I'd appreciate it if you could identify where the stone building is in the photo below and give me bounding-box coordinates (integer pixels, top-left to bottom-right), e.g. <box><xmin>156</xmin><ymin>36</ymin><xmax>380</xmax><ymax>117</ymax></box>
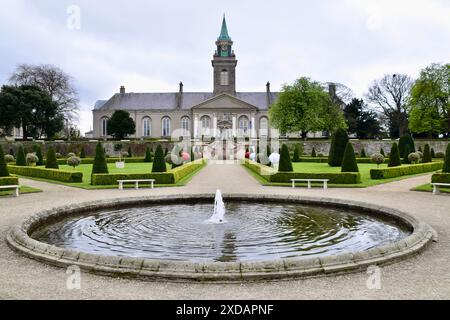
<box><xmin>92</xmin><ymin>17</ymin><xmax>338</xmax><ymax>140</ymax></box>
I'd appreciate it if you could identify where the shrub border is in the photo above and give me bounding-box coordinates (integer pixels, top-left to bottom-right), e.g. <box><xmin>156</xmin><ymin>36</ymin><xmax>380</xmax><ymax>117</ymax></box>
<box><xmin>370</xmin><ymin>162</ymin><xmax>443</xmax><ymax>180</ymax></box>
<box><xmin>8</xmin><ymin>166</ymin><xmax>83</xmax><ymax>183</ymax></box>
<box><xmin>0</xmin><ymin>176</ymin><xmax>19</xmax><ymax>186</ymax></box>
<box><xmin>431</xmin><ymin>173</ymin><xmax>450</xmax><ymax>184</ymax></box>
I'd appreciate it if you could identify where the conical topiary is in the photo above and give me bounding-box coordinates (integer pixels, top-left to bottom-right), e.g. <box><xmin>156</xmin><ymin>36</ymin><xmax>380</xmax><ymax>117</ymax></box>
<box><xmin>311</xmin><ymin>147</ymin><xmax>317</xmax><ymax>157</ymax></box>
<box><xmin>328</xmin><ymin>128</ymin><xmax>349</xmax><ymax>167</ymax></box>
<box><xmin>380</xmin><ymin>148</ymin><xmax>386</xmax><ymax>157</ymax></box>
<box><xmin>80</xmin><ymin>146</ymin><xmax>86</xmax><ymax>159</ymax></box>
<box><xmin>152</xmin><ymin>145</ymin><xmax>167</xmax><ymax>173</ymax></box>
<box><xmin>127</xmin><ymin>146</ymin><xmax>133</xmax><ymax>158</ymax></box>
<box><xmin>266</xmin><ymin>145</ymin><xmax>272</xmax><ymax>167</ymax></box>
<box><xmin>33</xmin><ymin>145</ymin><xmax>44</xmax><ymax>166</ymax></box>
<box><xmin>360</xmin><ymin>148</ymin><xmax>367</xmax><ymax>158</ymax></box>
<box><xmin>45</xmin><ymin>147</ymin><xmax>59</xmax><ymax>169</ymax></box>
<box><xmin>443</xmin><ymin>143</ymin><xmax>450</xmax><ymax>173</ymax></box>
<box><xmin>292</xmin><ymin>145</ymin><xmax>300</xmax><ymax>162</ymax></box>
<box><xmin>422</xmin><ymin>144</ymin><xmax>432</xmax><ymax>163</ymax></box>
<box><xmin>341</xmin><ymin>143</ymin><xmax>359</xmax><ymax>173</ymax></box>
<box><xmin>279</xmin><ymin>144</ymin><xmax>293</xmax><ymax>172</ymax></box>
<box><xmin>399</xmin><ymin>134</ymin><xmax>415</xmax><ymax>159</ymax></box>
<box><xmin>91</xmin><ymin>143</ymin><xmax>108</xmax><ymax>179</ymax></box>
<box><xmin>16</xmin><ymin>146</ymin><xmax>26</xmax><ymax>167</ymax></box>
<box><xmin>431</xmin><ymin>148</ymin><xmax>435</xmax><ymax>159</ymax></box>
<box><xmin>402</xmin><ymin>144</ymin><xmax>412</xmax><ymax>164</ymax></box>
<box><xmin>144</xmin><ymin>147</ymin><xmax>153</xmax><ymax>163</ymax></box>
<box><xmin>0</xmin><ymin>145</ymin><xmax>10</xmax><ymax>177</ymax></box>
<box><xmin>388</xmin><ymin>143</ymin><xmax>401</xmax><ymax>168</ymax></box>
<box><xmin>418</xmin><ymin>146</ymin><xmax>423</xmax><ymax>153</ymax></box>
<box><xmin>9</xmin><ymin>149</ymin><xmax>14</xmax><ymax>157</ymax></box>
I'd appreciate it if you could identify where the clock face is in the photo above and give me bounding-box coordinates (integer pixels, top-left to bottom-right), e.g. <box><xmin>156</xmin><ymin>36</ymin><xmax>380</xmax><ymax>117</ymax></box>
<box><xmin>221</xmin><ymin>45</ymin><xmax>228</xmax><ymax>51</ymax></box>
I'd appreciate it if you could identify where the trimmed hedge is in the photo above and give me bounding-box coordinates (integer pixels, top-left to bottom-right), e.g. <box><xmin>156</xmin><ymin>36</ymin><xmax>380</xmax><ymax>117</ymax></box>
<box><xmin>56</xmin><ymin>157</ymin><xmax>146</xmax><ymax>165</ymax></box>
<box><xmin>294</xmin><ymin>157</ymin><xmax>389</xmax><ymax>164</ymax></box>
<box><xmin>370</xmin><ymin>162</ymin><xmax>443</xmax><ymax>180</ymax></box>
<box><xmin>8</xmin><ymin>165</ymin><xmax>83</xmax><ymax>183</ymax></box>
<box><xmin>432</xmin><ymin>173</ymin><xmax>450</xmax><ymax>184</ymax></box>
<box><xmin>244</xmin><ymin>160</ymin><xmax>361</xmax><ymax>184</ymax></box>
<box><xmin>0</xmin><ymin>176</ymin><xmax>19</xmax><ymax>186</ymax></box>
<box><xmin>92</xmin><ymin>160</ymin><xmax>205</xmax><ymax>186</ymax></box>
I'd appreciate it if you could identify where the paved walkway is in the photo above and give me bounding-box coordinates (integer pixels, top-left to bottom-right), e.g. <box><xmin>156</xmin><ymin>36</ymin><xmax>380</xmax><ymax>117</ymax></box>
<box><xmin>1</xmin><ymin>163</ymin><xmax>449</xmax><ymax>300</ymax></box>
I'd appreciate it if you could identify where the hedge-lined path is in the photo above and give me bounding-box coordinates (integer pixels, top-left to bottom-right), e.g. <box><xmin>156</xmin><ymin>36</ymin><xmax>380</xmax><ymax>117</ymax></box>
<box><xmin>1</xmin><ymin>163</ymin><xmax>450</xmax><ymax>299</ymax></box>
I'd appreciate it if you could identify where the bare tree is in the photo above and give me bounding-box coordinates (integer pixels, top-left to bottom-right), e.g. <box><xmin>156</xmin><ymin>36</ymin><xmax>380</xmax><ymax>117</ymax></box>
<box><xmin>366</xmin><ymin>74</ymin><xmax>413</xmax><ymax>137</ymax></box>
<box><xmin>9</xmin><ymin>64</ymin><xmax>79</xmax><ymax>124</ymax></box>
<box><xmin>324</xmin><ymin>82</ymin><xmax>355</xmax><ymax>105</ymax></box>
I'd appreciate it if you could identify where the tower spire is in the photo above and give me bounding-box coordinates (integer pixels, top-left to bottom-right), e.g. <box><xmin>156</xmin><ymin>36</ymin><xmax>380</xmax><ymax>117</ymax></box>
<box><xmin>218</xmin><ymin>14</ymin><xmax>231</xmax><ymax>41</ymax></box>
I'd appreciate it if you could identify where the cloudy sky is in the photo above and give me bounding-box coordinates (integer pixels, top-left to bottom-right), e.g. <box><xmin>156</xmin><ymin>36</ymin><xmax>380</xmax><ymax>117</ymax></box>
<box><xmin>1</xmin><ymin>0</ymin><xmax>449</xmax><ymax>135</ymax></box>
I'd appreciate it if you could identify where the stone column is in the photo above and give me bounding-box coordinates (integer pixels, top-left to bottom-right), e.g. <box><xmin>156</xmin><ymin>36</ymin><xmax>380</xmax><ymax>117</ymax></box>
<box><xmin>251</xmin><ymin>114</ymin><xmax>256</xmax><ymax>138</ymax></box>
<box><xmin>194</xmin><ymin>114</ymin><xmax>199</xmax><ymax>139</ymax></box>
<box><xmin>213</xmin><ymin>114</ymin><xmax>218</xmax><ymax>138</ymax></box>
<box><xmin>232</xmin><ymin>115</ymin><xmax>237</xmax><ymax>137</ymax></box>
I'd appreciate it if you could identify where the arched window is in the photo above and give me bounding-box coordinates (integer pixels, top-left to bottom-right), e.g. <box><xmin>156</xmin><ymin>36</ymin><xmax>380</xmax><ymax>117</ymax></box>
<box><xmin>201</xmin><ymin>116</ymin><xmax>211</xmax><ymax>136</ymax></box>
<box><xmin>101</xmin><ymin>117</ymin><xmax>108</xmax><ymax>137</ymax></box>
<box><xmin>181</xmin><ymin>117</ymin><xmax>190</xmax><ymax>136</ymax></box>
<box><xmin>162</xmin><ymin>117</ymin><xmax>171</xmax><ymax>137</ymax></box>
<box><xmin>220</xmin><ymin>70</ymin><xmax>229</xmax><ymax>86</ymax></box>
<box><xmin>259</xmin><ymin>117</ymin><xmax>269</xmax><ymax>137</ymax></box>
<box><xmin>239</xmin><ymin>116</ymin><xmax>249</xmax><ymax>135</ymax></box>
<box><xmin>142</xmin><ymin>117</ymin><xmax>152</xmax><ymax>137</ymax></box>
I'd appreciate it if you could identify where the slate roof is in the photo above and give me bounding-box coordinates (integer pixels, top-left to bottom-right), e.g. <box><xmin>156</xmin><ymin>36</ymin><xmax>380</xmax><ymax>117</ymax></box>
<box><xmin>94</xmin><ymin>92</ymin><xmax>278</xmax><ymax>111</ymax></box>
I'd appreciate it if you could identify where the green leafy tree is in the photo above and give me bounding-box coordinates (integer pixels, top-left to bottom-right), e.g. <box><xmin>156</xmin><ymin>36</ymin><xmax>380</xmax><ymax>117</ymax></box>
<box><xmin>443</xmin><ymin>143</ymin><xmax>450</xmax><ymax>173</ymax></box>
<box><xmin>344</xmin><ymin>98</ymin><xmax>381</xmax><ymax>139</ymax></box>
<box><xmin>45</xmin><ymin>147</ymin><xmax>59</xmax><ymax>169</ymax></box>
<box><xmin>279</xmin><ymin>144</ymin><xmax>293</xmax><ymax>172</ymax></box>
<box><xmin>269</xmin><ymin>77</ymin><xmax>346</xmax><ymax>139</ymax></box>
<box><xmin>33</xmin><ymin>145</ymin><xmax>44</xmax><ymax>166</ymax></box>
<box><xmin>388</xmin><ymin>143</ymin><xmax>401</xmax><ymax>167</ymax></box>
<box><xmin>399</xmin><ymin>134</ymin><xmax>416</xmax><ymax>158</ymax></box>
<box><xmin>0</xmin><ymin>145</ymin><xmax>10</xmax><ymax>177</ymax></box>
<box><xmin>328</xmin><ymin>128</ymin><xmax>349</xmax><ymax>167</ymax></box>
<box><xmin>408</xmin><ymin>63</ymin><xmax>450</xmax><ymax>137</ymax></box>
<box><xmin>152</xmin><ymin>145</ymin><xmax>167</xmax><ymax>173</ymax></box>
<box><xmin>106</xmin><ymin>110</ymin><xmax>136</xmax><ymax>140</ymax></box>
<box><xmin>422</xmin><ymin>144</ymin><xmax>432</xmax><ymax>163</ymax></box>
<box><xmin>16</xmin><ymin>146</ymin><xmax>26</xmax><ymax>166</ymax></box>
<box><xmin>144</xmin><ymin>147</ymin><xmax>153</xmax><ymax>163</ymax></box>
<box><xmin>91</xmin><ymin>143</ymin><xmax>108</xmax><ymax>179</ymax></box>
<box><xmin>341</xmin><ymin>143</ymin><xmax>359</xmax><ymax>172</ymax></box>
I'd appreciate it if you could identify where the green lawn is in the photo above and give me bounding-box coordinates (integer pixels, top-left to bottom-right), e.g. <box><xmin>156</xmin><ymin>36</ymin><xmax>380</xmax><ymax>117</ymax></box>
<box><xmin>244</xmin><ymin>162</ymin><xmax>439</xmax><ymax>188</ymax></box>
<box><xmin>412</xmin><ymin>183</ymin><xmax>450</xmax><ymax>194</ymax></box>
<box><xmin>0</xmin><ymin>185</ymin><xmax>42</xmax><ymax>197</ymax></box>
<box><xmin>15</xmin><ymin>162</ymin><xmax>204</xmax><ymax>190</ymax></box>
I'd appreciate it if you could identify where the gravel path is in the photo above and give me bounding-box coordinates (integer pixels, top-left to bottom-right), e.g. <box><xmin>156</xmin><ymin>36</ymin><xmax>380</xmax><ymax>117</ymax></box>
<box><xmin>0</xmin><ymin>163</ymin><xmax>449</xmax><ymax>300</ymax></box>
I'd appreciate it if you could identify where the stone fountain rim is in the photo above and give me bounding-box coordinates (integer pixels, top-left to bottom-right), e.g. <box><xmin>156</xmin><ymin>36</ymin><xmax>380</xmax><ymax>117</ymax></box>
<box><xmin>6</xmin><ymin>194</ymin><xmax>435</xmax><ymax>282</ymax></box>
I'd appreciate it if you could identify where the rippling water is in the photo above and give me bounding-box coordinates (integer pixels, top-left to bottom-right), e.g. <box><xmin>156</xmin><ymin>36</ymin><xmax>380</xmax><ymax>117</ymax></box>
<box><xmin>31</xmin><ymin>201</ymin><xmax>410</xmax><ymax>262</ymax></box>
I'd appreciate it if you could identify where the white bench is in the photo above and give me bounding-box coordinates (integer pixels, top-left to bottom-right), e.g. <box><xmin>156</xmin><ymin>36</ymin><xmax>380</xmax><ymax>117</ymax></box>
<box><xmin>117</xmin><ymin>180</ymin><xmax>155</xmax><ymax>190</ymax></box>
<box><xmin>291</xmin><ymin>179</ymin><xmax>330</xmax><ymax>190</ymax></box>
<box><xmin>432</xmin><ymin>183</ymin><xmax>450</xmax><ymax>195</ymax></box>
<box><xmin>0</xmin><ymin>185</ymin><xmax>20</xmax><ymax>197</ymax></box>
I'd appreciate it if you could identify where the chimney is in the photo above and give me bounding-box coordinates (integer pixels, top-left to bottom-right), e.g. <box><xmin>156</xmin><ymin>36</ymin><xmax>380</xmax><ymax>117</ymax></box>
<box><xmin>120</xmin><ymin>86</ymin><xmax>126</xmax><ymax>94</ymax></box>
<box><xmin>328</xmin><ymin>83</ymin><xmax>336</xmax><ymax>97</ymax></box>
<box><xmin>177</xmin><ymin>82</ymin><xmax>184</xmax><ymax>109</ymax></box>
<box><xmin>266</xmin><ymin>81</ymin><xmax>271</xmax><ymax>93</ymax></box>
<box><xmin>266</xmin><ymin>82</ymin><xmax>272</xmax><ymax>106</ymax></box>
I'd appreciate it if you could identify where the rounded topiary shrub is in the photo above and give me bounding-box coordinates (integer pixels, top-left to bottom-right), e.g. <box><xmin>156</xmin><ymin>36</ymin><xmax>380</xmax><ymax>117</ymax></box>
<box><xmin>328</xmin><ymin>128</ymin><xmax>349</xmax><ymax>167</ymax></box>
<box><xmin>26</xmin><ymin>153</ymin><xmax>39</xmax><ymax>166</ymax></box>
<box><xmin>278</xmin><ymin>144</ymin><xmax>293</xmax><ymax>172</ymax></box>
<box><xmin>0</xmin><ymin>145</ymin><xmax>10</xmax><ymax>177</ymax></box>
<box><xmin>91</xmin><ymin>143</ymin><xmax>108</xmax><ymax>178</ymax></box>
<box><xmin>443</xmin><ymin>143</ymin><xmax>450</xmax><ymax>173</ymax></box>
<box><xmin>152</xmin><ymin>145</ymin><xmax>167</xmax><ymax>173</ymax></box>
<box><xmin>67</xmin><ymin>152</ymin><xmax>76</xmax><ymax>158</ymax></box>
<box><xmin>33</xmin><ymin>145</ymin><xmax>44</xmax><ymax>166</ymax></box>
<box><xmin>408</xmin><ymin>152</ymin><xmax>420</xmax><ymax>164</ymax></box>
<box><xmin>45</xmin><ymin>147</ymin><xmax>59</xmax><ymax>169</ymax></box>
<box><xmin>341</xmin><ymin>143</ymin><xmax>359</xmax><ymax>173</ymax></box>
<box><xmin>67</xmin><ymin>156</ymin><xmax>81</xmax><ymax>169</ymax></box>
<box><xmin>16</xmin><ymin>146</ymin><xmax>26</xmax><ymax>167</ymax></box>
<box><xmin>371</xmin><ymin>153</ymin><xmax>385</xmax><ymax>168</ymax></box>
<box><xmin>388</xmin><ymin>143</ymin><xmax>401</xmax><ymax>168</ymax></box>
<box><xmin>4</xmin><ymin>154</ymin><xmax>15</xmax><ymax>163</ymax></box>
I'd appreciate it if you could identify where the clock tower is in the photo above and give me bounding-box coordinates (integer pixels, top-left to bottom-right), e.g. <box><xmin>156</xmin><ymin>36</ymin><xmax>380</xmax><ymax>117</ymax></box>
<box><xmin>212</xmin><ymin>15</ymin><xmax>237</xmax><ymax>96</ymax></box>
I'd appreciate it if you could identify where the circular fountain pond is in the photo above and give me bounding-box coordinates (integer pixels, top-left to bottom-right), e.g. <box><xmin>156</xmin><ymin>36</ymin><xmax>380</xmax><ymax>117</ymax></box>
<box><xmin>7</xmin><ymin>195</ymin><xmax>434</xmax><ymax>281</ymax></box>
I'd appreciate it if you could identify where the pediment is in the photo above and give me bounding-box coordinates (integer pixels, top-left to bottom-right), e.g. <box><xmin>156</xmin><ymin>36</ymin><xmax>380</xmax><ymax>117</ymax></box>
<box><xmin>191</xmin><ymin>93</ymin><xmax>258</xmax><ymax>110</ymax></box>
